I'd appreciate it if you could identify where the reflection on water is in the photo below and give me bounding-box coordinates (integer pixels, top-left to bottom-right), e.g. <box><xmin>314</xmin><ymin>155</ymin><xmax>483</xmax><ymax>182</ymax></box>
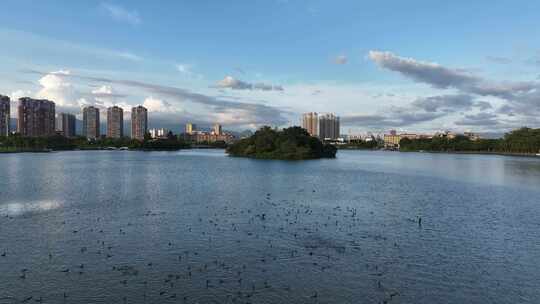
<box><xmin>0</xmin><ymin>200</ymin><xmax>63</xmax><ymax>216</ymax></box>
<box><xmin>0</xmin><ymin>150</ymin><xmax>539</xmax><ymax>304</ymax></box>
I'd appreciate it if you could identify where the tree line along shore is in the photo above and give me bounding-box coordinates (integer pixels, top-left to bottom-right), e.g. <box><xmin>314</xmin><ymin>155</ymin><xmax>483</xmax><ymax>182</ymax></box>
<box><xmin>398</xmin><ymin>127</ymin><xmax>540</xmax><ymax>155</ymax></box>
<box><xmin>1</xmin><ymin>127</ymin><xmax>539</xmax><ymax>158</ymax></box>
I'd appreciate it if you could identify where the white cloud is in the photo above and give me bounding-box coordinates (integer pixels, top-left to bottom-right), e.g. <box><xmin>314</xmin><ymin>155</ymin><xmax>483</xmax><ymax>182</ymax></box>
<box><xmin>143</xmin><ymin>96</ymin><xmax>180</xmax><ymax>113</ymax></box>
<box><xmin>215</xmin><ymin>76</ymin><xmax>284</xmax><ymax>91</ymax></box>
<box><xmin>36</xmin><ymin>70</ymin><xmax>78</xmax><ymax>107</ymax></box>
<box><xmin>116</xmin><ymin>52</ymin><xmax>143</xmax><ymax>61</ymax></box>
<box><xmin>101</xmin><ymin>3</ymin><xmax>141</xmax><ymax>26</ymax></box>
<box><xmin>176</xmin><ymin>64</ymin><xmax>191</xmax><ymax>74</ymax></box>
<box><xmin>92</xmin><ymin>85</ymin><xmax>114</xmax><ymax>95</ymax></box>
<box><xmin>10</xmin><ymin>90</ymin><xmax>32</xmax><ymax>101</ymax></box>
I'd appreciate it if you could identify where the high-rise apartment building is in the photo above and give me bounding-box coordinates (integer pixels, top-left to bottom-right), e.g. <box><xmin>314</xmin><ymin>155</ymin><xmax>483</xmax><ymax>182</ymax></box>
<box><xmin>131</xmin><ymin>106</ymin><xmax>148</xmax><ymax>140</ymax></box>
<box><xmin>213</xmin><ymin>123</ymin><xmax>222</xmax><ymax>135</ymax></box>
<box><xmin>319</xmin><ymin>113</ymin><xmax>340</xmax><ymax>140</ymax></box>
<box><xmin>83</xmin><ymin>106</ymin><xmax>100</xmax><ymax>139</ymax></box>
<box><xmin>17</xmin><ymin>98</ymin><xmax>56</xmax><ymax>137</ymax></box>
<box><xmin>56</xmin><ymin>113</ymin><xmax>76</xmax><ymax>137</ymax></box>
<box><xmin>302</xmin><ymin>112</ymin><xmax>318</xmax><ymax>137</ymax></box>
<box><xmin>185</xmin><ymin>122</ymin><xmax>196</xmax><ymax>134</ymax></box>
<box><xmin>0</xmin><ymin>95</ymin><xmax>10</xmax><ymax>137</ymax></box>
<box><xmin>107</xmin><ymin>106</ymin><xmax>124</xmax><ymax>138</ymax></box>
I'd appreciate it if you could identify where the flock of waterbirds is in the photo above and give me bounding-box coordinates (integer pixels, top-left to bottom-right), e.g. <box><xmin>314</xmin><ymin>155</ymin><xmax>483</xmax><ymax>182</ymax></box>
<box><xmin>0</xmin><ymin>189</ymin><xmax>422</xmax><ymax>303</ymax></box>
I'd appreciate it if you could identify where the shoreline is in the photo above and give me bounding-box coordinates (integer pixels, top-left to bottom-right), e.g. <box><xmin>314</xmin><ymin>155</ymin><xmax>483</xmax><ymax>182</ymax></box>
<box><xmin>336</xmin><ymin>148</ymin><xmax>540</xmax><ymax>158</ymax></box>
<box><xmin>0</xmin><ymin>147</ymin><xmax>228</xmax><ymax>154</ymax></box>
<box><xmin>2</xmin><ymin>148</ymin><xmax>539</xmax><ymax>159</ymax></box>
<box><xmin>398</xmin><ymin>150</ymin><xmax>540</xmax><ymax>158</ymax></box>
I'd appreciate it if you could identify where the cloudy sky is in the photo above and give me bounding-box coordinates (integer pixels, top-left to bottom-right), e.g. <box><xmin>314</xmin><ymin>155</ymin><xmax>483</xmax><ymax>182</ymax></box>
<box><xmin>1</xmin><ymin>0</ymin><xmax>539</xmax><ymax>134</ymax></box>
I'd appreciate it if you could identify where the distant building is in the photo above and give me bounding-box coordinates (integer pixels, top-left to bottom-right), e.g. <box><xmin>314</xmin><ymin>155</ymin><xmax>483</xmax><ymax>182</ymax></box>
<box><xmin>400</xmin><ymin>133</ymin><xmax>418</xmax><ymax>140</ymax></box>
<box><xmin>131</xmin><ymin>106</ymin><xmax>148</xmax><ymax>140</ymax></box>
<box><xmin>149</xmin><ymin>128</ymin><xmax>170</xmax><ymax>139</ymax></box>
<box><xmin>302</xmin><ymin>112</ymin><xmax>318</xmax><ymax>137</ymax></box>
<box><xmin>434</xmin><ymin>131</ymin><xmax>456</xmax><ymax>139</ymax></box>
<box><xmin>56</xmin><ymin>113</ymin><xmax>76</xmax><ymax>138</ymax></box>
<box><xmin>319</xmin><ymin>113</ymin><xmax>340</xmax><ymax>140</ymax></box>
<box><xmin>17</xmin><ymin>98</ymin><xmax>56</xmax><ymax>137</ymax></box>
<box><xmin>185</xmin><ymin>123</ymin><xmax>196</xmax><ymax>134</ymax></box>
<box><xmin>383</xmin><ymin>134</ymin><xmax>401</xmax><ymax>149</ymax></box>
<box><xmin>383</xmin><ymin>132</ymin><xmax>418</xmax><ymax>149</ymax></box>
<box><xmin>83</xmin><ymin>106</ymin><xmax>100</xmax><ymax>140</ymax></box>
<box><xmin>213</xmin><ymin>123</ymin><xmax>222</xmax><ymax>135</ymax></box>
<box><xmin>107</xmin><ymin>106</ymin><xmax>124</xmax><ymax>138</ymax></box>
<box><xmin>463</xmin><ymin>132</ymin><xmax>481</xmax><ymax>141</ymax></box>
<box><xmin>0</xmin><ymin>95</ymin><xmax>9</xmax><ymax>137</ymax></box>
<box><xmin>183</xmin><ymin>131</ymin><xmax>235</xmax><ymax>144</ymax></box>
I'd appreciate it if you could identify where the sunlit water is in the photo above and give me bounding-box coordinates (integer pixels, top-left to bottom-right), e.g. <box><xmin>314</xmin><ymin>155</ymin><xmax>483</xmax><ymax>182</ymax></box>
<box><xmin>1</xmin><ymin>150</ymin><xmax>539</xmax><ymax>303</ymax></box>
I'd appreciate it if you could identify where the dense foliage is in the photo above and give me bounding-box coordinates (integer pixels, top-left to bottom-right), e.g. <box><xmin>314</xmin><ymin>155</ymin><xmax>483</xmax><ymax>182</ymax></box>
<box><xmin>400</xmin><ymin>127</ymin><xmax>540</xmax><ymax>154</ymax></box>
<box><xmin>226</xmin><ymin>126</ymin><xmax>337</xmax><ymax>160</ymax></box>
<box><xmin>0</xmin><ymin>134</ymin><xmax>189</xmax><ymax>152</ymax></box>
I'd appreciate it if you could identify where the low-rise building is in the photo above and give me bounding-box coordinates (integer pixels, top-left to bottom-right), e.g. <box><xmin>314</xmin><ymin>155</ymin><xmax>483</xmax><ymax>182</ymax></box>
<box><xmin>383</xmin><ymin>134</ymin><xmax>402</xmax><ymax>149</ymax></box>
<box><xmin>463</xmin><ymin>132</ymin><xmax>481</xmax><ymax>141</ymax></box>
<box><xmin>149</xmin><ymin>128</ymin><xmax>170</xmax><ymax>139</ymax></box>
<box><xmin>182</xmin><ymin>130</ymin><xmax>235</xmax><ymax>144</ymax></box>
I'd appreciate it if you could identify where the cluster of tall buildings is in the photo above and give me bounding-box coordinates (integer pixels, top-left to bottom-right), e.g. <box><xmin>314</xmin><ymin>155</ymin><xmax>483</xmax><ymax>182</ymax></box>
<box><xmin>302</xmin><ymin>112</ymin><xmax>340</xmax><ymax>140</ymax></box>
<box><xmin>0</xmin><ymin>95</ymin><xmax>149</xmax><ymax>140</ymax></box>
<box><xmin>181</xmin><ymin>122</ymin><xmax>235</xmax><ymax>143</ymax></box>
<box><xmin>81</xmin><ymin>105</ymin><xmax>148</xmax><ymax>140</ymax></box>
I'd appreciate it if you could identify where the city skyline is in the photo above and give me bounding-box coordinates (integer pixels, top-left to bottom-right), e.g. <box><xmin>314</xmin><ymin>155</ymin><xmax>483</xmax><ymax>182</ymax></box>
<box><xmin>0</xmin><ymin>1</ymin><xmax>539</xmax><ymax>134</ymax></box>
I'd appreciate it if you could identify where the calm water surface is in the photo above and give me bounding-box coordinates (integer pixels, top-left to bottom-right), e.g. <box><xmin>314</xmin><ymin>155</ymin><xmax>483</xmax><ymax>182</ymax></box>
<box><xmin>1</xmin><ymin>150</ymin><xmax>539</xmax><ymax>303</ymax></box>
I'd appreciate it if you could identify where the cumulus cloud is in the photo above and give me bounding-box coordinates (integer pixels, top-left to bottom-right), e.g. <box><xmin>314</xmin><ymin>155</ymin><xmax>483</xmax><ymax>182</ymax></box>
<box><xmin>36</xmin><ymin>70</ymin><xmax>78</xmax><ymax>108</ymax></box>
<box><xmin>334</xmin><ymin>55</ymin><xmax>348</xmax><ymax>65</ymax></box>
<box><xmin>101</xmin><ymin>3</ymin><xmax>141</xmax><ymax>26</ymax></box>
<box><xmin>10</xmin><ymin>90</ymin><xmax>32</xmax><ymax>101</ymax></box>
<box><xmin>215</xmin><ymin>76</ymin><xmax>284</xmax><ymax>91</ymax></box>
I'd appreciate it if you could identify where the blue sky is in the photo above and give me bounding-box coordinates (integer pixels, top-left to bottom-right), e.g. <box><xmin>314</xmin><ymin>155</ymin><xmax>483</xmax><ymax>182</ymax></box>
<box><xmin>1</xmin><ymin>0</ymin><xmax>539</xmax><ymax>133</ymax></box>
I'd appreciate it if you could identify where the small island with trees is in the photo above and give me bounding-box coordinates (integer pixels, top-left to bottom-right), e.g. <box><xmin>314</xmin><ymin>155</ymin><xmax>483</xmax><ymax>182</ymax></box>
<box><xmin>226</xmin><ymin>126</ymin><xmax>337</xmax><ymax>160</ymax></box>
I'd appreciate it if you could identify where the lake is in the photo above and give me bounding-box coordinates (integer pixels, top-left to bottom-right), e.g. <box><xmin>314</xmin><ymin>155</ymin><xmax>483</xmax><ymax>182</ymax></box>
<box><xmin>1</xmin><ymin>150</ymin><xmax>539</xmax><ymax>303</ymax></box>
